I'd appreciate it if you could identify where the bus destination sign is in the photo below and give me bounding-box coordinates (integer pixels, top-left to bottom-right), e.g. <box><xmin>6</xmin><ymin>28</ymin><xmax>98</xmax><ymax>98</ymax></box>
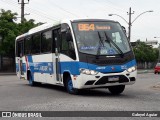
<box><xmin>78</xmin><ymin>23</ymin><xmax>111</xmax><ymax>31</ymax></box>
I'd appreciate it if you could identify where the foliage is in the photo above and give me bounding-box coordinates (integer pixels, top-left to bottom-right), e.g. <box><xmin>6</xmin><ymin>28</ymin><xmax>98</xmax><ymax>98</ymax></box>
<box><xmin>0</xmin><ymin>9</ymin><xmax>39</xmax><ymax>58</ymax></box>
<box><xmin>133</xmin><ymin>40</ymin><xmax>159</xmax><ymax>62</ymax></box>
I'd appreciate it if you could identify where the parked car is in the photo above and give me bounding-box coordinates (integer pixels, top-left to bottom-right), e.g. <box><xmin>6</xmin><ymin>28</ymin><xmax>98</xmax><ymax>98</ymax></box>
<box><xmin>154</xmin><ymin>63</ymin><xmax>160</xmax><ymax>74</ymax></box>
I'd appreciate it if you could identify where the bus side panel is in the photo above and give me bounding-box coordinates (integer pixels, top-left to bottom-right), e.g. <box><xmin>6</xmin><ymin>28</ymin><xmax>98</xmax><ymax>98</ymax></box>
<box><xmin>58</xmin><ymin>54</ymin><xmax>80</xmax><ymax>84</ymax></box>
<box><xmin>25</xmin><ymin>54</ymin><xmax>54</xmax><ymax>84</ymax></box>
<box><xmin>15</xmin><ymin>57</ymin><xmax>20</xmax><ymax>78</ymax></box>
<box><xmin>16</xmin><ymin>56</ymin><xmax>27</xmax><ymax>79</ymax></box>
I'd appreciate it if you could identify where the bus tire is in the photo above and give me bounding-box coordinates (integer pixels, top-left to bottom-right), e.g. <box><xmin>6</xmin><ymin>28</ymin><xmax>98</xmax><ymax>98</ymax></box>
<box><xmin>66</xmin><ymin>76</ymin><xmax>78</xmax><ymax>94</ymax></box>
<box><xmin>108</xmin><ymin>85</ymin><xmax>125</xmax><ymax>95</ymax></box>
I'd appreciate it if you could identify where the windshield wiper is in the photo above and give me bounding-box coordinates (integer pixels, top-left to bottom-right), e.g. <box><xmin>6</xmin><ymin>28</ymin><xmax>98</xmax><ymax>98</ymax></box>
<box><xmin>104</xmin><ymin>32</ymin><xmax>124</xmax><ymax>58</ymax></box>
<box><xmin>96</xmin><ymin>31</ymin><xmax>104</xmax><ymax>58</ymax></box>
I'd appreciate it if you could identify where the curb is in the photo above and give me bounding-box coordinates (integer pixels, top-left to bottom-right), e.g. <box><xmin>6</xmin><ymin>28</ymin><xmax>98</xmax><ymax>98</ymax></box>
<box><xmin>0</xmin><ymin>73</ymin><xmax>16</xmax><ymax>75</ymax></box>
<box><xmin>137</xmin><ymin>70</ymin><xmax>154</xmax><ymax>74</ymax></box>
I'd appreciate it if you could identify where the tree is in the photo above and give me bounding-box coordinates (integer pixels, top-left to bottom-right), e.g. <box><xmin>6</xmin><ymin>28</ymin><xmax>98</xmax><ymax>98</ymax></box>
<box><xmin>133</xmin><ymin>40</ymin><xmax>159</xmax><ymax>68</ymax></box>
<box><xmin>17</xmin><ymin>19</ymin><xmax>39</xmax><ymax>35</ymax></box>
<box><xmin>0</xmin><ymin>9</ymin><xmax>40</xmax><ymax>56</ymax></box>
<box><xmin>0</xmin><ymin>9</ymin><xmax>18</xmax><ymax>56</ymax></box>
<box><xmin>0</xmin><ymin>9</ymin><xmax>39</xmax><ymax>71</ymax></box>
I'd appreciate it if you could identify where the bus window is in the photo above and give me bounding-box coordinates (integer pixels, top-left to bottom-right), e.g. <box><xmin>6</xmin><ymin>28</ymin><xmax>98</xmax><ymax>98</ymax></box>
<box><xmin>32</xmin><ymin>34</ymin><xmax>40</xmax><ymax>54</ymax></box>
<box><xmin>17</xmin><ymin>40</ymin><xmax>24</xmax><ymax>57</ymax></box>
<box><xmin>60</xmin><ymin>24</ymin><xmax>76</xmax><ymax>60</ymax></box>
<box><xmin>61</xmin><ymin>32</ymin><xmax>69</xmax><ymax>52</ymax></box>
<box><xmin>112</xmin><ymin>32</ymin><xmax>129</xmax><ymax>52</ymax></box>
<box><xmin>41</xmin><ymin>30</ymin><xmax>52</xmax><ymax>53</ymax></box>
<box><xmin>53</xmin><ymin>29</ymin><xmax>60</xmax><ymax>53</ymax></box>
<box><xmin>24</xmin><ymin>36</ymin><xmax>32</xmax><ymax>55</ymax></box>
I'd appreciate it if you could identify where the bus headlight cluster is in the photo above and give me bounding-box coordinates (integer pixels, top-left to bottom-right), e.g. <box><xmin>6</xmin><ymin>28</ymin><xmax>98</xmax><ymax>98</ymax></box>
<box><xmin>79</xmin><ymin>69</ymin><xmax>99</xmax><ymax>75</ymax></box>
<box><xmin>127</xmin><ymin>66</ymin><xmax>136</xmax><ymax>73</ymax></box>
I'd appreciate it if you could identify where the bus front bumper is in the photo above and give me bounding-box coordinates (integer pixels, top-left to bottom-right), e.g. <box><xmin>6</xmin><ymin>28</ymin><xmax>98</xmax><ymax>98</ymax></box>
<box><xmin>72</xmin><ymin>70</ymin><xmax>137</xmax><ymax>89</ymax></box>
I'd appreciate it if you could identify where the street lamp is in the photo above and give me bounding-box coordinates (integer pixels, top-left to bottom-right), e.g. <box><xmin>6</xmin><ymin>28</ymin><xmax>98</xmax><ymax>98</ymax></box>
<box><xmin>131</xmin><ymin>10</ymin><xmax>153</xmax><ymax>24</ymax></box>
<box><xmin>154</xmin><ymin>37</ymin><xmax>160</xmax><ymax>62</ymax></box>
<box><xmin>108</xmin><ymin>7</ymin><xmax>153</xmax><ymax>42</ymax></box>
<box><xmin>108</xmin><ymin>14</ymin><xmax>128</xmax><ymax>24</ymax></box>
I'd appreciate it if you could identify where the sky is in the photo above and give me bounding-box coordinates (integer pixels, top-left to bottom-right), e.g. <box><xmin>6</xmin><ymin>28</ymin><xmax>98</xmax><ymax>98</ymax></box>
<box><xmin>0</xmin><ymin>0</ymin><xmax>160</xmax><ymax>43</ymax></box>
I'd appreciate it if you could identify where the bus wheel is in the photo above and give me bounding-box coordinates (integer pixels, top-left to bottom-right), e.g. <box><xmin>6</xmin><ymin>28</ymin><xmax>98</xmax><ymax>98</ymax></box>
<box><xmin>108</xmin><ymin>85</ymin><xmax>125</xmax><ymax>95</ymax></box>
<box><xmin>66</xmin><ymin>77</ymin><xmax>78</xmax><ymax>94</ymax></box>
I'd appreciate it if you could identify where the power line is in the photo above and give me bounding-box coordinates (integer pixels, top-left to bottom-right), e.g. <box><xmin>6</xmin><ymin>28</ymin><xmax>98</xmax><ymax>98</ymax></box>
<box><xmin>1</xmin><ymin>0</ymin><xmax>61</xmax><ymax>21</ymax></box>
<box><xmin>17</xmin><ymin>0</ymin><xmax>61</xmax><ymax>21</ymax></box>
<box><xmin>103</xmin><ymin>0</ymin><xmax>127</xmax><ymax>12</ymax></box>
<box><xmin>93</xmin><ymin>0</ymin><xmax>126</xmax><ymax>13</ymax></box>
<box><xmin>47</xmin><ymin>0</ymin><xmax>79</xmax><ymax>17</ymax></box>
<box><xmin>24</xmin><ymin>5</ymin><xmax>61</xmax><ymax>21</ymax></box>
<box><xmin>91</xmin><ymin>0</ymin><xmax>118</xmax><ymax>14</ymax></box>
<box><xmin>0</xmin><ymin>0</ymin><xmax>60</xmax><ymax>22</ymax></box>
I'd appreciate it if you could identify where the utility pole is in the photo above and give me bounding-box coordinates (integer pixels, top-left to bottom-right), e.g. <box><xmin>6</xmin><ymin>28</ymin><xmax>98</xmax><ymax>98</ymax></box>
<box><xmin>21</xmin><ymin>0</ymin><xmax>25</xmax><ymax>23</ymax></box>
<box><xmin>127</xmin><ymin>7</ymin><xmax>134</xmax><ymax>42</ymax></box>
<box><xmin>18</xmin><ymin>0</ymin><xmax>30</xmax><ymax>23</ymax></box>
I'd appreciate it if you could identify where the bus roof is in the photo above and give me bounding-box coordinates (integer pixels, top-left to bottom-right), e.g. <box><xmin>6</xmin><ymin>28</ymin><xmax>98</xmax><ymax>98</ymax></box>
<box><xmin>16</xmin><ymin>21</ymin><xmax>60</xmax><ymax>40</ymax></box>
<box><xmin>16</xmin><ymin>18</ymin><xmax>116</xmax><ymax>40</ymax></box>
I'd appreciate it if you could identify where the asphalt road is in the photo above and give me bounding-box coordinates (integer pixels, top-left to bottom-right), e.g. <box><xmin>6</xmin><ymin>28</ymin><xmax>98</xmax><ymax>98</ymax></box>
<box><xmin>0</xmin><ymin>73</ymin><xmax>160</xmax><ymax>119</ymax></box>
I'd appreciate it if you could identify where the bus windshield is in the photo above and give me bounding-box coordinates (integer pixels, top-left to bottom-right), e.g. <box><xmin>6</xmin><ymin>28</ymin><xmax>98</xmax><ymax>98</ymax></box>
<box><xmin>72</xmin><ymin>21</ymin><xmax>131</xmax><ymax>56</ymax></box>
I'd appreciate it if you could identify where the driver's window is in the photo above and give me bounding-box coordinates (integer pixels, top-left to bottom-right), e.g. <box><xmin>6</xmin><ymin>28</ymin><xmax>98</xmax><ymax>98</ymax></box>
<box><xmin>60</xmin><ymin>23</ymin><xmax>76</xmax><ymax>60</ymax></box>
<box><xmin>112</xmin><ymin>32</ymin><xmax>128</xmax><ymax>51</ymax></box>
<box><xmin>112</xmin><ymin>32</ymin><xmax>122</xmax><ymax>43</ymax></box>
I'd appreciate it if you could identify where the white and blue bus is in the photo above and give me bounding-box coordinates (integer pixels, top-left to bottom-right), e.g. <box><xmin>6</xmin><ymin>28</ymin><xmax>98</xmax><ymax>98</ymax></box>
<box><xmin>15</xmin><ymin>18</ymin><xmax>137</xmax><ymax>94</ymax></box>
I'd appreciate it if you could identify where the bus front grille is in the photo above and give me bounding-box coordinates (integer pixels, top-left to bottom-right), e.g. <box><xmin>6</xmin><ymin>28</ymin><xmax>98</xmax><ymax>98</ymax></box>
<box><xmin>95</xmin><ymin>75</ymin><xmax>129</xmax><ymax>85</ymax></box>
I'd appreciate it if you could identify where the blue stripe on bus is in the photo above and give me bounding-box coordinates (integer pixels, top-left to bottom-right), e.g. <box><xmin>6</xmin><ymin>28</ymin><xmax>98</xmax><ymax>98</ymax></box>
<box><xmin>27</xmin><ymin>56</ymin><xmax>53</xmax><ymax>74</ymax></box>
<box><xmin>60</xmin><ymin>59</ymin><xmax>136</xmax><ymax>75</ymax></box>
<box><xmin>87</xmin><ymin>59</ymin><xmax>136</xmax><ymax>73</ymax></box>
<box><xmin>60</xmin><ymin>62</ymin><xmax>81</xmax><ymax>75</ymax></box>
<box><xmin>27</xmin><ymin>55</ymin><xmax>33</xmax><ymax>73</ymax></box>
<box><xmin>16</xmin><ymin>58</ymin><xmax>136</xmax><ymax>75</ymax></box>
<box><xmin>16</xmin><ymin>63</ymin><xmax>54</xmax><ymax>74</ymax></box>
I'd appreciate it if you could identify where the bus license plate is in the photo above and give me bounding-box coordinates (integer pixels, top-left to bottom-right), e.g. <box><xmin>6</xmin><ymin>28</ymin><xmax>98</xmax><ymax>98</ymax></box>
<box><xmin>108</xmin><ymin>76</ymin><xmax>119</xmax><ymax>81</ymax></box>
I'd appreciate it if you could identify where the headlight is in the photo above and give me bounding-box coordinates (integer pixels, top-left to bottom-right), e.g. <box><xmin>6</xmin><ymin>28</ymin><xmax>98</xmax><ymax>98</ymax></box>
<box><xmin>79</xmin><ymin>69</ymin><xmax>98</xmax><ymax>75</ymax></box>
<box><xmin>127</xmin><ymin>66</ymin><xmax>136</xmax><ymax>73</ymax></box>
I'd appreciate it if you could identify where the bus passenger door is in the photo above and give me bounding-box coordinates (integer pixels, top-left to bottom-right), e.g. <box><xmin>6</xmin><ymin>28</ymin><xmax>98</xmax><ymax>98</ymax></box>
<box><xmin>53</xmin><ymin>29</ymin><xmax>61</xmax><ymax>83</ymax></box>
<box><xmin>17</xmin><ymin>41</ymin><xmax>24</xmax><ymax>79</ymax></box>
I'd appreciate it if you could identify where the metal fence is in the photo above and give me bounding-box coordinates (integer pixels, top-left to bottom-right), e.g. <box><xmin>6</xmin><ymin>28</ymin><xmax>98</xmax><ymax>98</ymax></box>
<box><xmin>0</xmin><ymin>56</ymin><xmax>15</xmax><ymax>72</ymax></box>
<box><xmin>137</xmin><ymin>61</ymin><xmax>157</xmax><ymax>69</ymax></box>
